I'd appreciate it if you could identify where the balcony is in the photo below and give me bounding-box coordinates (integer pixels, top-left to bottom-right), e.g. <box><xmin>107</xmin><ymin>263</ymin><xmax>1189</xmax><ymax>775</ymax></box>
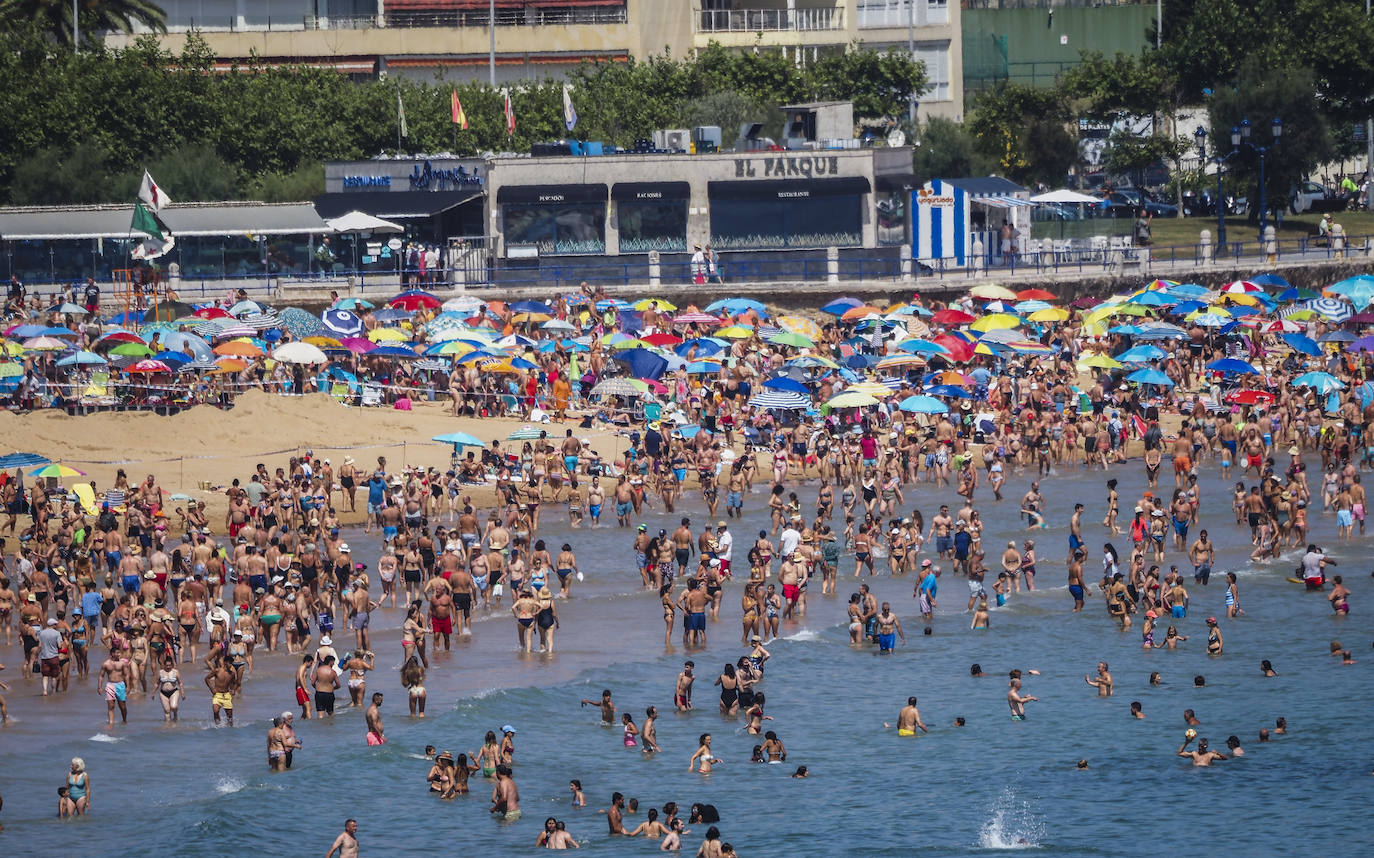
<box><xmin>306</xmin><ymin>2</ymin><xmax>629</xmax><ymax>30</ymax></box>
<box><xmin>696</xmin><ymin>7</ymin><xmax>844</xmax><ymax>33</ymax></box>
<box><xmin>857</xmin><ymin>0</ymin><xmax>949</xmax><ymax>29</ymax></box>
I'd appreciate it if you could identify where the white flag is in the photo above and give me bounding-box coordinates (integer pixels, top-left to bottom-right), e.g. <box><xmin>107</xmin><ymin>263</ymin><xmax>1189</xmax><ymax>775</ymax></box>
<box><xmin>562</xmin><ymin>84</ymin><xmax>578</xmax><ymax>132</ymax></box>
<box><xmin>138</xmin><ymin>171</ymin><xmax>172</xmax><ymax>212</ymax></box>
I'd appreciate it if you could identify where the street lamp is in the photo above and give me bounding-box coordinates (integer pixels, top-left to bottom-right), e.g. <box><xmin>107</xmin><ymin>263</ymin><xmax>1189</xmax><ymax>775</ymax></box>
<box><xmin>1194</xmin><ymin>124</ymin><xmax>1243</xmax><ymax>253</ymax></box>
<box><xmin>1238</xmin><ymin>117</ymin><xmax>1282</xmax><ymax>241</ymax></box>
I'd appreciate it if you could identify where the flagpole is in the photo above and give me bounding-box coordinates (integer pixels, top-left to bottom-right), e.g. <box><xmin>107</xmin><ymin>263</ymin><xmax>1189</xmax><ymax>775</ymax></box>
<box><xmin>397</xmin><ymin>86</ymin><xmax>402</xmax><ymax>152</ymax></box>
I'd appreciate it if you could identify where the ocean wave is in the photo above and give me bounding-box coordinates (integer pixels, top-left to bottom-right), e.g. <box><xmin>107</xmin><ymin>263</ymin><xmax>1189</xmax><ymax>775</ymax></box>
<box><xmin>88</xmin><ymin>733</ymin><xmax>124</xmax><ymax>743</ymax></box>
<box><xmin>976</xmin><ymin>787</ymin><xmax>1044</xmax><ymax>850</ymax></box>
<box><xmin>215</xmin><ymin>776</ymin><xmax>247</xmax><ymax>795</ymax></box>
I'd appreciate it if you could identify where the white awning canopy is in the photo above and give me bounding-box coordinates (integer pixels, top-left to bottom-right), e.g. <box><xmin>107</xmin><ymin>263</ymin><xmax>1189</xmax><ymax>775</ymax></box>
<box><xmin>1030</xmin><ymin>189</ymin><xmax>1102</xmax><ymax>204</ymax></box>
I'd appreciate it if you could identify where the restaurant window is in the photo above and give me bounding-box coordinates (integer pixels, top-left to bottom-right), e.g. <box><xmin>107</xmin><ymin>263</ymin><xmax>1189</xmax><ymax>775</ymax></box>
<box><xmin>504</xmin><ymin>203</ymin><xmax>606</xmax><ymax>255</ymax></box>
<box><xmin>617</xmin><ymin>200</ymin><xmax>687</xmax><ymax>252</ymax></box>
<box><xmin>877</xmin><ymin>190</ymin><xmax>907</xmax><ymax>245</ymax></box>
<box><xmin>710</xmin><ymin>195</ymin><xmax>862</xmax><ymax>249</ymax></box>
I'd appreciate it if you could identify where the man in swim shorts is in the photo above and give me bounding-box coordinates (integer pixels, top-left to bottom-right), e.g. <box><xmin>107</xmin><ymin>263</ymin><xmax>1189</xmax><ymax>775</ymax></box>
<box><xmin>895</xmin><ymin>696</ymin><xmax>928</xmax><ymax>736</ymax></box>
<box><xmin>98</xmin><ymin>650</ymin><xmax>131</xmax><ymax>726</ymax></box>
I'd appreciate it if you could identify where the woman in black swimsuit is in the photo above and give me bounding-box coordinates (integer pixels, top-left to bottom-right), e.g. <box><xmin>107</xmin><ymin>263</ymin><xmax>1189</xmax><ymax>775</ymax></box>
<box><xmin>714</xmin><ymin>663</ymin><xmax>739</xmax><ymax>716</ymax></box>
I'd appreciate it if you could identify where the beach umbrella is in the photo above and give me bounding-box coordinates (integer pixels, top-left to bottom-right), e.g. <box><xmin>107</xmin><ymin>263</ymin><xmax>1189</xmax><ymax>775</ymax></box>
<box><xmin>1351</xmin><ymin>312</ymin><xmax>1374</xmax><ymax>324</ymax></box>
<box><xmin>331</xmin><ymin>297</ymin><xmax>375</xmax><ymax>311</ymax></box>
<box><xmin>675</xmin><ymin>338</ymin><xmax>725</xmax><ymax>357</ymax></box>
<box><xmin>716</xmin><ymin>325</ymin><xmax>754</xmax><ymax>339</ymax></box>
<box><xmin>176</xmin><ymin>358</ymin><xmax>219</xmax><ymax>372</ymax></box>
<box><xmin>705</xmin><ymin>298</ymin><xmax>767</xmax><ymax>316</ymax></box>
<box><xmin>969</xmin><ymin>283</ymin><xmax>1017</xmax><ymax>300</ymax></box>
<box><xmin>1292</xmin><ymin>371</ymin><xmax>1344</xmax><ymax>393</ymax></box>
<box><xmin>1190</xmin><ymin>313</ymin><xmax>1230</xmax><ymax>328</ymax></box>
<box><xmin>1006</xmin><ymin>340</ymin><xmax>1054</xmax><ymax>355</ymax></box>
<box><xmin>876</xmin><ymin>354</ymin><xmax>926</xmax><ymax>371</ymax></box>
<box><xmin>1134</xmin><ymin>322</ymin><xmax>1188</xmax><ymax>340</ymax></box>
<box><xmin>338</xmin><ymin>337</ymin><xmax>376</xmax><ymax>354</ymax></box>
<box><xmin>272</xmin><ymin>342</ymin><xmax>328</xmax><ymax>364</ymax></box>
<box><xmin>1126</xmin><ymin>368</ymin><xmax>1174</xmax><ymax>386</ymax></box>
<box><xmin>1261</xmin><ymin>319</ymin><xmax>1303</xmax><ymax>333</ymax></box>
<box><xmin>126</xmin><ymin>359</ymin><xmax>172</xmax><ymax>373</ymax></box>
<box><xmin>432</xmin><ymin>431</ymin><xmax>485</xmax><ymax>448</ymax></box>
<box><xmin>685</xmin><ymin>361</ymin><xmax>722</xmax><ymax>374</ymax></box>
<box><xmin>1078</xmin><ymin>353</ymin><xmax>1122</xmax><ymax>370</ymax></box>
<box><xmin>1327</xmin><ymin>275</ymin><xmax>1374</xmax><ymax>307</ymax></box>
<box><xmin>932</xmin><ymin>334</ymin><xmax>974</xmax><ymax>362</ymax></box>
<box><xmin>820</xmin><ymin>297</ymin><xmax>864</xmax><ymax>316</ymax></box>
<box><xmin>368</xmin><ymin>327</ymin><xmax>409</xmax><ymax>343</ymax></box>
<box><xmin>6</xmin><ymin>323</ymin><xmax>48</xmax><ymax>338</ymax></box>
<box><xmin>970</xmin><ymin>313</ymin><xmax>1022</xmax><ymax>333</ymax></box>
<box><xmin>762</xmin><ymin>377</ymin><xmax>809</xmax><ymax>395</ymax></box>
<box><xmin>1027</xmin><ymin>307</ymin><xmax>1069</xmax><ymax>323</ymax></box>
<box><xmin>898</xmin><ymin>394</ymin><xmax>949</xmax><ymax>414</ymax></box>
<box><xmin>56</xmin><ymin>350</ymin><xmax>107</xmax><ymax>367</ymax></box>
<box><xmin>633</xmin><ymin>298</ymin><xmax>676</xmax><ymax>312</ymax></box>
<box><xmin>23</xmin><ymin>336</ymin><xmax>67</xmax><ymax>351</ymax></box>
<box><xmin>925</xmin><ymin>384</ymin><xmax>971</xmax><ymax>398</ymax></box>
<box><xmin>895</xmin><ymin>339</ymin><xmax>950</xmax><ymax>357</ymax></box>
<box><xmin>786</xmin><ymin>355</ymin><xmax>839</xmax><ymax>369</ymax></box>
<box><xmin>373</xmin><ymin>307</ymin><xmax>414</xmax><ymax>323</ymax></box>
<box><xmin>1318</xmin><ymin>330</ymin><xmax>1356</xmax><ymax>343</ymax></box>
<box><xmin>1206</xmin><ymin>358</ymin><xmax>1259</xmax><ymax>375</ymax></box>
<box><xmin>641</xmin><ymin>332</ymin><xmax>683</xmax><ymax>347</ymax></box>
<box><xmin>193</xmin><ymin>306</ymin><xmax>232</xmax><ymax>320</ymax></box>
<box><xmin>1014</xmin><ymin>300</ymin><xmax>1053</xmax><ymax>314</ymax></box>
<box><xmin>241</xmin><ymin>312</ymin><xmax>281</xmax><ymax>332</ymax></box>
<box><xmin>369</xmin><ymin>345</ymin><xmax>420</xmax><ymax>359</ymax></box>
<box><xmin>1116</xmin><ymin>345</ymin><xmax>1166</xmax><ymax>363</ymax></box>
<box><xmin>229</xmin><ymin>299</ymin><xmax>268</xmax><ymax>317</ymax></box>
<box><xmin>1016</xmin><ymin>288</ymin><xmax>1057</xmax><ymax>301</ymax></box>
<box><xmin>442</xmin><ymin>295</ymin><xmax>484</xmax><ymax>314</ymax></box>
<box><xmin>931</xmin><ymin>309</ymin><xmax>975</xmax><ymax>325</ymax></box>
<box><xmin>1306</xmin><ymin>297</ymin><xmax>1353</xmax><ymax>322</ymax></box>
<box><xmin>1069</xmin><ymin>295</ymin><xmax>1102</xmax><ymax>309</ymax></box>
<box><xmin>540</xmin><ymin>319</ymin><xmax>576</xmax><ymax>333</ymax></box>
<box><xmin>841</xmin><ymin>305</ymin><xmax>884</xmax><ymax>322</ymax></box>
<box><xmin>767</xmin><ymin>331</ymin><xmax>815</xmax><ymax>349</ymax></box>
<box><xmin>1223</xmin><ymin>280</ymin><xmax>1262</xmax><ymax>293</ymax></box>
<box><xmin>1250</xmin><ymin>273</ymin><xmax>1290</xmax><ymax>289</ymax></box>
<box><xmin>39</xmin><ymin>326</ymin><xmax>79</xmax><ymax>338</ymax></box>
<box><xmin>844</xmin><ymin>353</ymin><xmax>875</xmax><ymax>369</ymax></box>
<box><xmin>0</xmin><ymin>452</ymin><xmax>50</xmax><ymax>469</ymax></box>
<box><xmin>29</xmin><ymin>463</ymin><xmax>84</xmax><ymax>478</ymax></box>
<box><xmin>747</xmin><ymin>390</ymin><xmax>809</xmax><ymax>410</ymax></box>
<box><xmin>151</xmin><ymin>351</ymin><xmax>190</xmax><ymax>366</ymax></box>
<box><xmin>1128</xmin><ymin>290</ymin><xmax>1172</xmax><ymax>306</ymax></box>
<box><xmin>776</xmin><ymin>316</ymin><xmax>822</xmax><ymax>339</ymax></box>
<box><xmin>510</xmin><ymin>312</ymin><xmax>551</xmax><ymax>325</ymax></box>
<box><xmin>1276</xmin><ymin>287</ymin><xmax>1319</xmax><ymax>303</ymax></box>
<box><xmin>827</xmin><ymin>390</ymin><xmax>879</xmax><ymax>408</ymax></box>
<box><xmin>47</xmin><ymin>302</ymin><xmax>87</xmax><ymax>315</ymax></box>
<box><xmin>1282</xmin><ymin>334</ymin><xmax>1322</xmax><ymax>356</ymax></box>
<box><xmin>389</xmin><ymin>290</ymin><xmax>441</xmax><ymax>311</ymax></box>
<box><xmin>672</xmin><ymin>312</ymin><xmax>720</xmax><ymax>326</ymax></box>
<box><xmin>1143</xmin><ymin>279</ymin><xmax>1180</xmax><ymax>291</ymax></box>
<box><xmin>214</xmin><ymin>340</ymin><xmax>263</xmax><ymax>357</ymax></box>
<box><xmin>1348</xmin><ymin>335</ymin><xmax>1374</xmax><ymax>353</ymax></box>
<box><xmin>273</xmin><ymin>308</ymin><xmax>321</xmax><ymax>339</ymax></box>
<box><xmin>590</xmin><ymin>377</ymin><xmax>641</xmax><ymax>397</ymax></box>
<box><xmin>614</xmin><ymin>348</ymin><xmax>669</xmax><ymax>380</ymax></box>
<box><xmin>109</xmin><ymin>342</ymin><xmax>154</xmax><ymax>357</ymax></box>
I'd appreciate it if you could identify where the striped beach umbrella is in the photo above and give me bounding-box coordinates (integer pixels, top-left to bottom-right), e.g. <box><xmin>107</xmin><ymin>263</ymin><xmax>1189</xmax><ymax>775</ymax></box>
<box><xmin>748</xmin><ymin>389</ymin><xmax>810</xmax><ymax>410</ymax></box>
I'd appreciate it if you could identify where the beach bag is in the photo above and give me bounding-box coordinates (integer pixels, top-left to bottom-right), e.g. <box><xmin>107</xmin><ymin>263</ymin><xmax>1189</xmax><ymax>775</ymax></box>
<box><xmin>394</xmin><ymin>398</ymin><xmax>412</xmax><ymax>411</ymax></box>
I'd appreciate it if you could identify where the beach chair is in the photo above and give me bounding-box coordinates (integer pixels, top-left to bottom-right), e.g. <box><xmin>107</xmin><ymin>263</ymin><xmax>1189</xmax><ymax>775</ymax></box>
<box><xmin>361</xmin><ymin>383</ymin><xmax>383</xmax><ymax>407</ymax></box>
<box><xmin>81</xmin><ymin>371</ymin><xmax>117</xmax><ymax>408</ymax></box>
<box><xmin>329</xmin><ymin>381</ymin><xmax>351</xmax><ymax>402</ymax></box>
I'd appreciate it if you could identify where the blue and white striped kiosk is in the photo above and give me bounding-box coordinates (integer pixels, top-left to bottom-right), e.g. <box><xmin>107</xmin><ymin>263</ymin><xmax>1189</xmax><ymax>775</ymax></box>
<box><xmin>912</xmin><ymin>177</ymin><xmax>1031</xmax><ymax>268</ymax></box>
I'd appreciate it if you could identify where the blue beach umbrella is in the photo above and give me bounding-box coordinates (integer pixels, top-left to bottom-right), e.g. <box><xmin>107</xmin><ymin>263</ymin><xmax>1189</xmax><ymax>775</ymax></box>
<box><xmin>898</xmin><ymin>394</ymin><xmax>949</xmax><ymax>414</ymax></box>
<box><xmin>1116</xmin><ymin>345</ymin><xmax>1166</xmax><ymax>363</ymax></box>
<box><xmin>1281</xmin><ymin>334</ymin><xmax>1321</xmax><ymax>356</ymax></box>
<box><xmin>432</xmin><ymin>431</ymin><xmax>484</xmax><ymax>447</ymax></box>
<box><xmin>763</xmin><ymin>377</ymin><xmax>809</xmax><ymax>394</ymax></box>
<box><xmin>748</xmin><ymin>389</ymin><xmax>809</xmax><ymax>410</ymax></box>
<box><xmin>1205</xmin><ymin>358</ymin><xmax>1259</xmax><ymax>375</ymax></box>
<box><xmin>1292</xmin><ymin>371</ymin><xmax>1343</xmax><ymax>393</ymax></box>
<box><xmin>820</xmin><ymin>297</ymin><xmax>864</xmax><ymax>316</ymax></box>
<box><xmin>1126</xmin><ymin>368</ymin><xmax>1174</xmax><ymax>386</ymax></box>
<box><xmin>926</xmin><ymin>384</ymin><xmax>971</xmax><ymax>398</ymax></box>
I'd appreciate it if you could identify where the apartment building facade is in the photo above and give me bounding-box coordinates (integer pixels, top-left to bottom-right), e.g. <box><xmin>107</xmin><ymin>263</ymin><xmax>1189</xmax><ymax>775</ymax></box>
<box><xmin>109</xmin><ymin>0</ymin><xmax>960</xmax><ymax>118</ymax></box>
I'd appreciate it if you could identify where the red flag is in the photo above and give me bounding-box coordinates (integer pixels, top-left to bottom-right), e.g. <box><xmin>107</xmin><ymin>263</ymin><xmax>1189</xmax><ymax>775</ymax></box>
<box><xmin>451</xmin><ymin>89</ymin><xmax>468</xmax><ymax>130</ymax></box>
<box><xmin>503</xmin><ymin>88</ymin><xmax>515</xmax><ymax>136</ymax></box>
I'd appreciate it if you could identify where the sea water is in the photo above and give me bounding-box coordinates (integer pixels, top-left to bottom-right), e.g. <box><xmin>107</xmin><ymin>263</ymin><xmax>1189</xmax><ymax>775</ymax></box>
<box><xmin>2</xmin><ymin>461</ymin><xmax>1371</xmax><ymax>856</ymax></box>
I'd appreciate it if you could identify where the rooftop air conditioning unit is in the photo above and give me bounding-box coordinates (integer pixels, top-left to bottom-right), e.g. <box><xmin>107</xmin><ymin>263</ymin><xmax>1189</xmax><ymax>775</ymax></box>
<box><xmin>653</xmin><ymin>129</ymin><xmax>691</xmax><ymax>152</ymax></box>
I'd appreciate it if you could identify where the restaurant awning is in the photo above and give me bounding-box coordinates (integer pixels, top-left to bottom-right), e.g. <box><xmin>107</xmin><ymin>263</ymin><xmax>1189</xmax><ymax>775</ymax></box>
<box><xmin>0</xmin><ymin>202</ymin><xmax>329</xmax><ymax>240</ymax></box>
<box><xmin>707</xmin><ymin>177</ymin><xmax>871</xmax><ymax>200</ymax></box>
<box><xmin>611</xmin><ymin>182</ymin><xmax>691</xmax><ymax>202</ymax></box>
<box><xmin>495</xmin><ymin>184</ymin><xmax>608</xmax><ymax>204</ymax></box>
<box><xmin>973</xmin><ymin>196</ymin><xmax>1035</xmax><ymax>208</ymax></box>
<box><xmin>313</xmin><ymin>190</ymin><xmax>483</xmax><ymax>220</ymax></box>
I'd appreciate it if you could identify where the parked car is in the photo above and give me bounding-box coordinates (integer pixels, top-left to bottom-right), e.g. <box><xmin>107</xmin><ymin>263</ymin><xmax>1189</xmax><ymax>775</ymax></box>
<box><xmin>1097</xmin><ymin>190</ymin><xmax>1178</xmax><ymax>218</ymax></box>
<box><xmin>1290</xmin><ymin>179</ymin><xmax>1335</xmax><ymax>213</ymax></box>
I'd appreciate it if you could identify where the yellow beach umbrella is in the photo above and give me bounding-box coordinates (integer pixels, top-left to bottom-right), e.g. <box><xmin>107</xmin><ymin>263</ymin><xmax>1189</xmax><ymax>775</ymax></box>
<box><xmin>304</xmin><ymin>336</ymin><xmax>343</xmax><ymax>348</ymax></box>
<box><xmin>369</xmin><ymin>327</ymin><xmax>408</xmax><ymax>342</ymax></box>
<box><xmin>845</xmin><ymin>381</ymin><xmax>893</xmax><ymax>398</ymax></box>
<box><xmin>1029</xmin><ymin>307</ymin><xmax>1070</xmax><ymax>323</ymax></box>
<box><xmin>634</xmin><ymin>298</ymin><xmax>677</xmax><ymax>312</ymax></box>
<box><xmin>716</xmin><ymin>325</ymin><xmax>755</xmax><ymax>339</ymax></box>
<box><xmin>1078</xmin><ymin>353</ymin><xmax>1123</xmax><ymax>370</ymax></box>
<box><xmin>777</xmin><ymin>315</ymin><xmax>822</xmax><ymax>340</ymax></box>
<box><xmin>969</xmin><ymin>313</ymin><xmax>1022</xmax><ymax>332</ymax></box>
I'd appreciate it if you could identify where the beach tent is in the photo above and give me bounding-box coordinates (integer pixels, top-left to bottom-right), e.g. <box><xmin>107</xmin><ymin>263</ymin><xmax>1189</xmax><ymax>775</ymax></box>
<box><xmin>911</xmin><ymin>177</ymin><xmax>1031</xmax><ymax>267</ymax></box>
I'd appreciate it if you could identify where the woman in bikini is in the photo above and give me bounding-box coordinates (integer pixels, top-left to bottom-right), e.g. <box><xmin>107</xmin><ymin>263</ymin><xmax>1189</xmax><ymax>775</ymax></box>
<box><xmin>402</xmin><ymin>655</ymin><xmax>427</xmax><ymax>717</ymax></box>
<box><xmin>472</xmin><ymin>731</ymin><xmax>501</xmax><ymax>778</ymax></box>
<box><xmin>157</xmin><ymin>656</ymin><xmax>183</xmax><ymax>722</ymax></box>
<box><xmin>401</xmin><ymin>604</ymin><xmax>428</xmax><ymax>668</ymax></box>
<box><xmin>739</xmin><ymin>585</ymin><xmax>759</xmax><ymax>644</ymax></box>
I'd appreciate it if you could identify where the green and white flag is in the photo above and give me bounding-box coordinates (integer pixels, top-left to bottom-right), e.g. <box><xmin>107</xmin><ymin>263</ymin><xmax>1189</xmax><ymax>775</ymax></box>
<box><xmin>130</xmin><ymin>201</ymin><xmax>175</xmax><ymax>259</ymax></box>
<box><xmin>398</xmin><ymin>89</ymin><xmax>408</xmax><ymax>138</ymax></box>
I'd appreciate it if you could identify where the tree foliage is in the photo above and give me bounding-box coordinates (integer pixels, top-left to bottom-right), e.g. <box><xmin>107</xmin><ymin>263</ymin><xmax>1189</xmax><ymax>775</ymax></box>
<box><xmin>911</xmin><ymin>117</ymin><xmax>996</xmax><ymax>181</ymax></box>
<box><xmin>966</xmin><ymin>83</ymin><xmax>1074</xmax><ymax>187</ymax></box>
<box><xmin>0</xmin><ymin>0</ymin><xmax>166</xmax><ymax>49</ymax></box>
<box><xmin>0</xmin><ymin>30</ymin><xmax>927</xmax><ymax>204</ymax></box>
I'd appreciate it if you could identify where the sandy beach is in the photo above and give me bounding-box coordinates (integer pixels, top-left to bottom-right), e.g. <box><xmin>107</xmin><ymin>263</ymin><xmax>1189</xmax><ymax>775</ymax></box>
<box><xmin>0</xmin><ymin>390</ymin><xmax>632</xmax><ymax>525</ymax></box>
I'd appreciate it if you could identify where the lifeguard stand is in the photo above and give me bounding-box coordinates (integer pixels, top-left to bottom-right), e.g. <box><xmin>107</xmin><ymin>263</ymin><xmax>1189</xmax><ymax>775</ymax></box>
<box><xmin>111</xmin><ymin>266</ymin><xmax>170</xmax><ymax>321</ymax></box>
